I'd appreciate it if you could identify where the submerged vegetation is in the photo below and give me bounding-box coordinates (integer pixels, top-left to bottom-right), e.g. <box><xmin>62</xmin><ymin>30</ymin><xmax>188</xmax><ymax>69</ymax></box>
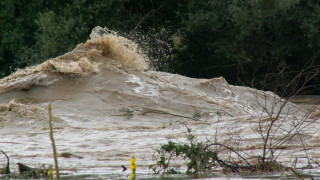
<box><xmin>150</xmin><ymin>126</ymin><xmax>317</xmax><ymax>179</ymax></box>
<box><xmin>149</xmin><ymin>68</ymin><xmax>320</xmax><ymax>179</ymax></box>
<box><xmin>0</xmin><ymin>151</ymin><xmax>10</xmax><ymax>175</ymax></box>
<box><xmin>119</xmin><ymin>108</ymin><xmax>134</xmax><ymax>119</ymax></box>
<box><xmin>0</xmin><ymin>160</ymin><xmax>49</xmax><ymax>179</ymax></box>
<box><xmin>148</xmin><ymin>67</ymin><xmax>319</xmax><ymax>179</ymax></box>
<box><xmin>150</xmin><ymin>127</ymin><xmax>218</xmax><ymax>175</ymax></box>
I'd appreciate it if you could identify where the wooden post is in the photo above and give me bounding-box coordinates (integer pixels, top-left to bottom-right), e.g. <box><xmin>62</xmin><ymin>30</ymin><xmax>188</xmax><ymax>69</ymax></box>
<box><xmin>48</xmin><ymin>103</ymin><xmax>60</xmax><ymax>180</ymax></box>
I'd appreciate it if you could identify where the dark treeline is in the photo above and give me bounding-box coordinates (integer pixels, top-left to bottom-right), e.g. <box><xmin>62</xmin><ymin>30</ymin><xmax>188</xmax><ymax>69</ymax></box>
<box><xmin>1</xmin><ymin>0</ymin><xmax>319</xmax><ymax>95</ymax></box>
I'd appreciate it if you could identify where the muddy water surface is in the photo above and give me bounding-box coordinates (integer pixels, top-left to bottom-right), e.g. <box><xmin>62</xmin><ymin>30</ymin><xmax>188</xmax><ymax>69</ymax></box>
<box><xmin>1</xmin><ymin>27</ymin><xmax>320</xmax><ymax>179</ymax></box>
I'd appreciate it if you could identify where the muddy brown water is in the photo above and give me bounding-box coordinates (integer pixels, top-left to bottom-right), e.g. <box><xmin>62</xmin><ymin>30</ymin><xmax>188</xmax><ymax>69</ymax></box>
<box><xmin>1</xmin><ymin>27</ymin><xmax>320</xmax><ymax>179</ymax></box>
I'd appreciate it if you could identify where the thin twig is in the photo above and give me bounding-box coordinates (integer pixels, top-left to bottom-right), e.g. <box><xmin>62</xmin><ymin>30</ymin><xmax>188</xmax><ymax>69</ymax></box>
<box><xmin>206</xmin><ymin>143</ymin><xmax>251</xmax><ymax>166</ymax></box>
<box><xmin>131</xmin><ymin>6</ymin><xmax>163</xmax><ymax>34</ymax></box>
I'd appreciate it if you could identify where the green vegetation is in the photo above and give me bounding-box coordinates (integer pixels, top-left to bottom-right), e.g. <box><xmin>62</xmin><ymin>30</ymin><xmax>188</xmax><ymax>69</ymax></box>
<box><xmin>192</xmin><ymin>111</ymin><xmax>202</xmax><ymax>119</ymax></box>
<box><xmin>150</xmin><ymin>125</ymin><xmax>315</xmax><ymax>179</ymax></box>
<box><xmin>150</xmin><ymin>127</ymin><xmax>218</xmax><ymax>175</ymax></box>
<box><xmin>0</xmin><ymin>163</ymin><xmax>49</xmax><ymax>179</ymax></box>
<box><xmin>151</xmin><ymin>72</ymin><xmax>320</xmax><ymax>177</ymax></box>
<box><xmin>0</xmin><ymin>151</ymin><xmax>10</xmax><ymax>174</ymax></box>
<box><xmin>119</xmin><ymin>108</ymin><xmax>134</xmax><ymax>119</ymax></box>
<box><xmin>149</xmin><ymin>72</ymin><xmax>319</xmax><ymax>177</ymax></box>
<box><xmin>0</xmin><ymin>0</ymin><xmax>319</xmax><ymax>94</ymax></box>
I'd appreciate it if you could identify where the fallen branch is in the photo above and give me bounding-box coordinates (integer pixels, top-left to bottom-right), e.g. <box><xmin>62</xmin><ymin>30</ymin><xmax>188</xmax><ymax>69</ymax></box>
<box><xmin>137</xmin><ymin>108</ymin><xmax>200</xmax><ymax>121</ymax></box>
<box><xmin>206</xmin><ymin>143</ymin><xmax>251</xmax><ymax>167</ymax></box>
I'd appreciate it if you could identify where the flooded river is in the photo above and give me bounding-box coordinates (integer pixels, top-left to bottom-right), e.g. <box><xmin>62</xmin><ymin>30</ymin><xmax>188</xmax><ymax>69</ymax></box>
<box><xmin>1</xmin><ymin>27</ymin><xmax>319</xmax><ymax>179</ymax></box>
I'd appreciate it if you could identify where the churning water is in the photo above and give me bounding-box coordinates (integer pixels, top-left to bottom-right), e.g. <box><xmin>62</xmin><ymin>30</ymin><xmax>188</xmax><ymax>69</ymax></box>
<box><xmin>0</xmin><ymin>27</ymin><xmax>319</xmax><ymax>179</ymax></box>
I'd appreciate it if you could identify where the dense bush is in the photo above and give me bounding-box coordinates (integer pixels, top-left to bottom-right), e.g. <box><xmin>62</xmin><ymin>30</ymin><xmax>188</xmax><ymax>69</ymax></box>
<box><xmin>149</xmin><ymin>127</ymin><xmax>218</xmax><ymax>175</ymax></box>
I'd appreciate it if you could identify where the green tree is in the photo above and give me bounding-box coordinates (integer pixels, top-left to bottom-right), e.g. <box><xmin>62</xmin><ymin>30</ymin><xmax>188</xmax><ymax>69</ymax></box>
<box><xmin>0</xmin><ymin>0</ymin><xmax>319</xmax><ymax>94</ymax></box>
<box><xmin>0</xmin><ymin>1</ymin><xmax>42</xmax><ymax>76</ymax></box>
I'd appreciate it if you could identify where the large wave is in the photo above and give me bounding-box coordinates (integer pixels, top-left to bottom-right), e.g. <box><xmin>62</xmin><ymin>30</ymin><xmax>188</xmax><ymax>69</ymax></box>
<box><xmin>0</xmin><ymin>26</ymin><xmax>148</xmax><ymax>93</ymax></box>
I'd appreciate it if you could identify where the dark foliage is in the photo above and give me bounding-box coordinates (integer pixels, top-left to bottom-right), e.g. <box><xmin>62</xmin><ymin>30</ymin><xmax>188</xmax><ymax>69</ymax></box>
<box><xmin>150</xmin><ymin>127</ymin><xmax>218</xmax><ymax>174</ymax></box>
<box><xmin>0</xmin><ymin>0</ymin><xmax>319</xmax><ymax>94</ymax></box>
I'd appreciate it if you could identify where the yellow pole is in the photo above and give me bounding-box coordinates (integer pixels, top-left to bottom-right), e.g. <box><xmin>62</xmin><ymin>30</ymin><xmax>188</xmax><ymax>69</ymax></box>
<box><xmin>130</xmin><ymin>156</ymin><xmax>137</xmax><ymax>180</ymax></box>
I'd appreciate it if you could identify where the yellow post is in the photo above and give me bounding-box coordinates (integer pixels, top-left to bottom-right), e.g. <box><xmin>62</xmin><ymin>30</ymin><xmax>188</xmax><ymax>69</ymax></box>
<box><xmin>48</xmin><ymin>164</ymin><xmax>54</xmax><ymax>180</ymax></box>
<box><xmin>130</xmin><ymin>156</ymin><xmax>137</xmax><ymax>180</ymax></box>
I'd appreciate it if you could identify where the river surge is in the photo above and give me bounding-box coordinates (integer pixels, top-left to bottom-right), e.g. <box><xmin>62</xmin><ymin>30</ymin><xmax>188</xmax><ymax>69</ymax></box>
<box><xmin>0</xmin><ymin>27</ymin><xmax>319</xmax><ymax>177</ymax></box>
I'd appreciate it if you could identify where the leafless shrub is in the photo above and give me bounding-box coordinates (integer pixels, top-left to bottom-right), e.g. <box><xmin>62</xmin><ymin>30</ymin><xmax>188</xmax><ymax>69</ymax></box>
<box><xmin>248</xmin><ymin>65</ymin><xmax>319</xmax><ymax>166</ymax></box>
